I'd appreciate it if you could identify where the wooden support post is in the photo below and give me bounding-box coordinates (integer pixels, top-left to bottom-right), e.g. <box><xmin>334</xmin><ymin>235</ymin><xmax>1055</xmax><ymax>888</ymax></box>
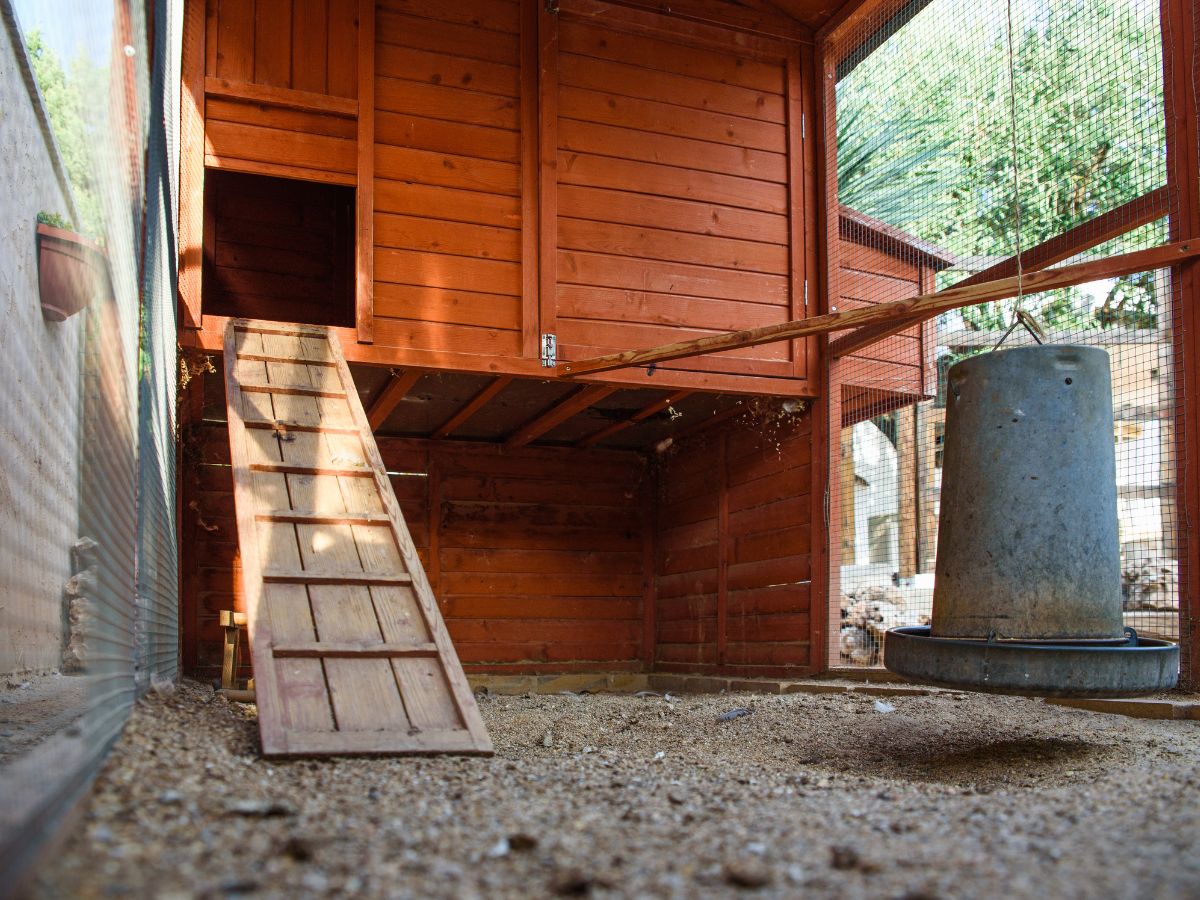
<box><xmin>1161</xmin><ymin>0</ymin><xmax>1200</xmax><ymax>689</ymax></box>
<box><xmin>178</xmin><ymin>0</ymin><xmax>206</xmax><ymax>329</ymax></box>
<box><xmin>220</xmin><ymin>610</ymin><xmax>246</xmax><ymax>690</ymax></box>
<box><xmin>557</xmin><ymin>242</ymin><xmax>1200</xmax><ymax>377</ymax></box>
<box><xmin>896</xmin><ymin>404</ymin><xmax>918</xmax><ymax>580</ymax></box>
<box><xmin>431</xmin><ymin>377</ymin><xmax>512</xmax><ymax>440</ymax></box>
<box><xmin>366</xmin><ymin>369</ymin><xmax>423</xmax><ymax>431</ymax></box>
<box><xmin>537</xmin><ymin>0</ymin><xmax>559</xmax><ymax>346</ymax></box>
<box><xmin>576</xmin><ymin>390</ymin><xmax>692</xmax><ymax>448</ymax></box>
<box><xmin>520</xmin><ymin>0</ymin><xmax>540</xmax><ymax>358</ymax></box>
<box><xmin>355</xmin><ymin>0</ymin><xmax>375</xmax><ymax>343</ymax></box>
<box><xmin>504</xmin><ymin>384</ymin><xmax>618</xmax><ymax>449</ymax></box>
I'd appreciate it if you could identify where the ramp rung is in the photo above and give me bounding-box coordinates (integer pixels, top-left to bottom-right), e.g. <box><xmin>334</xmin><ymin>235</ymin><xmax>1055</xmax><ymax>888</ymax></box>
<box><xmin>250</xmin><ymin>462</ymin><xmax>373</xmax><ymax>477</ymax></box>
<box><xmin>240</xmin><ymin>382</ymin><xmax>347</xmax><ymax>398</ymax></box>
<box><xmin>273</xmin><ymin>642</ymin><xmax>438</xmax><ymax>658</ymax></box>
<box><xmin>245</xmin><ymin>420</ymin><xmax>360</xmax><ymax>435</ymax></box>
<box><xmin>262</xmin><ymin>570</ymin><xmax>414</xmax><ymax>586</ymax></box>
<box><xmin>256</xmin><ymin>511</ymin><xmax>390</xmax><ymax>525</ymax></box>
<box><xmin>237</xmin><ymin>353</ymin><xmax>337</xmax><ymax>367</ymax></box>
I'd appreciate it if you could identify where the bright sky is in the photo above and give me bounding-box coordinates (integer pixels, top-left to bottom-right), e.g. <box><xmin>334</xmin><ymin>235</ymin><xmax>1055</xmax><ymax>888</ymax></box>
<box><xmin>11</xmin><ymin>0</ymin><xmax>113</xmax><ymax>64</ymax></box>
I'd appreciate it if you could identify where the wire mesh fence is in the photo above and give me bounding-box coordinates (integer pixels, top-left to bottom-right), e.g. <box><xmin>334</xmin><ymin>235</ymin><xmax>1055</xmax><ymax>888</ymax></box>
<box><xmin>823</xmin><ymin>0</ymin><xmax>1183</xmax><ymax>669</ymax></box>
<box><xmin>0</xmin><ymin>0</ymin><xmax>178</xmax><ymax>881</ymax></box>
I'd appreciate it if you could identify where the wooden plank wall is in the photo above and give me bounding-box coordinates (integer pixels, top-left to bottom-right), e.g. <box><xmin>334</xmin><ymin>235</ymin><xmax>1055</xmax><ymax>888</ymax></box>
<box><xmin>203</xmin><ymin>171</ymin><xmax>355</xmax><ymax>326</ymax></box>
<box><xmin>202</xmin><ymin>0</ymin><xmax>359</xmax><ymax>184</ymax></box>
<box><xmin>370</xmin><ymin>0</ymin><xmax>529</xmax><ymax>357</ymax></box>
<box><xmin>654</xmin><ymin>411</ymin><xmax>814</xmax><ymax>676</ymax></box>
<box><xmin>182</xmin><ymin>416</ymin><xmax>647</xmax><ymax>678</ymax></box>
<box><xmin>550</xmin><ymin>4</ymin><xmax>806</xmax><ymax>380</ymax></box>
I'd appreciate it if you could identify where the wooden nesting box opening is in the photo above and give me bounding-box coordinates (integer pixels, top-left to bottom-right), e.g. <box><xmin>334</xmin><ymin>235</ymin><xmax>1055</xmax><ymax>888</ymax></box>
<box><xmin>202</xmin><ymin>171</ymin><xmax>356</xmax><ymax>328</ymax></box>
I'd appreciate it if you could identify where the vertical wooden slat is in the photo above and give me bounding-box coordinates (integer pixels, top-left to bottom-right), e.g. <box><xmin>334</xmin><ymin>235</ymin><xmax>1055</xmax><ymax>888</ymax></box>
<box><xmin>537</xmin><ymin>0</ymin><xmax>559</xmax><ymax>346</ymax></box>
<box><xmin>179</xmin><ymin>0</ymin><xmax>207</xmax><ymax>329</ymax></box>
<box><xmin>642</xmin><ymin>466</ymin><xmax>658</xmax><ymax>668</ymax></box>
<box><xmin>204</xmin><ymin>0</ymin><xmax>217</xmax><ymax>74</ymax></box>
<box><xmin>786</xmin><ymin>47</ymin><xmax>807</xmax><ymax>378</ymax></box>
<box><xmin>254</xmin><ymin>0</ymin><xmax>291</xmax><ymax>86</ymax></box>
<box><xmin>215</xmin><ymin>0</ymin><xmax>255</xmax><ymax>81</ymax></box>
<box><xmin>291</xmin><ymin>0</ymin><xmax>328</xmax><ymax>93</ymax></box>
<box><xmin>326</xmin><ymin>0</ymin><xmax>358</xmax><ymax>98</ymax></box>
<box><xmin>355</xmin><ymin>0</ymin><xmax>375</xmax><ymax>342</ymax></box>
<box><xmin>427</xmin><ymin>453</ymin><xmax>441</xmax><ymax>598</ymax></box>
<box><xmin>800</xmin><ymin>42</ymin><xmax>823</xmax><ymax>385</ymax></box>
<box><xmin>716</xmin><ymin>431</ymin><xmax>729</xmax><ymax>666</ymax></box>
<box><xmin>520</xmin><ymin>0</ymin><xmax>540</xmax><ymax>358</ymax></box>
<box><xmin>812</xmin><ymin>34</ymin><xmax>841</xmax><ymax>675</ymax></box>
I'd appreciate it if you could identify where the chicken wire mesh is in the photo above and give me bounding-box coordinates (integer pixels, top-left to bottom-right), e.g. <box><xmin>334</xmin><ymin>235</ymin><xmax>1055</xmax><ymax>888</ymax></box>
<box><xmin>823</xmin><ymin>0</ymin><xmax>1184</xmax><ymax>669</ymax></box>
<box><xmin>0</xmin><ymin>0</ymin><xmax>179</xmax><ymax>881</ymax></box>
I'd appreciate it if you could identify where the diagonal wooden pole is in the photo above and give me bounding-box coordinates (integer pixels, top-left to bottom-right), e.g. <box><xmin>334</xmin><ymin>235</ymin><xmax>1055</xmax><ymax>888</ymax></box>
<box><xmin>558</xmin><ymin>241</ymin><xmax>1200</xmax><ymax>378</ymax></box>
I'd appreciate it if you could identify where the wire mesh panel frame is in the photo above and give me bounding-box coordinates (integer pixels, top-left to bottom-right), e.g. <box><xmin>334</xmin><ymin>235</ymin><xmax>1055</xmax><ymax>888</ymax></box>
<box><xmin>816</xmin><ymin>0</ymin><xmax>1198</xmax><ymax>685</ymax></box>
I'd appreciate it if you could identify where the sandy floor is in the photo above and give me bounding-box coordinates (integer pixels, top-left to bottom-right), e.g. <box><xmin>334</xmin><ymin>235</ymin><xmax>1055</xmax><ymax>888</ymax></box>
<box><xmin>29</xmin><ymin>680</ymin><xmax>1200</xmax><ymax>899</ymax></box>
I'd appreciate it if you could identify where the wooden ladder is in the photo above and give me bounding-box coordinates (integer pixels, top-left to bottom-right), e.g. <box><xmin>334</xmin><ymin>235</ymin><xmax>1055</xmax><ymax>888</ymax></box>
<box><xmin>223</xmin><ymin>319</ymin><xmax>492</xmax><ymax>756</ymax></box>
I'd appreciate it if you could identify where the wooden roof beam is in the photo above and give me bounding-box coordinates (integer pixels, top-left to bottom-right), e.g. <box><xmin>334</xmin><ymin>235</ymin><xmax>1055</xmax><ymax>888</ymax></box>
<box><xmin>505</xmin><ymin>384</ymin><xmax>619</xmax><ymax>449</ymax></box>
<box><xmin>576</xmin><ymin>390</ymin><xmax>693</xmax><ymax>449</ymax></box>
<box><xmin>430</xmin><ymin>376</ymin><xmax>512</xmax><ymax>440</ymax></box>
<box><xmin>830</xmin><ymin>186</ymin><xmax>1171</xmax><ymax>359</ymax></box>
<box><xmin>366</xmin><ymin>369</ymin><xmax>423</xmax><ymax>431</ymax></box>
<box><xmin>557</xmin><ymin>241</ymin><xmax>1200</xmax><ymax>377</ymax></box>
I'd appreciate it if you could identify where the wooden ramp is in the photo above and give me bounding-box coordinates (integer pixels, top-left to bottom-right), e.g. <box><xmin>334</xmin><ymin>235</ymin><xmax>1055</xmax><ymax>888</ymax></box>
<box><xmin>223</xmin><ymin>320</ymin><xmax>492</xmax><ymax>757</ymax></box>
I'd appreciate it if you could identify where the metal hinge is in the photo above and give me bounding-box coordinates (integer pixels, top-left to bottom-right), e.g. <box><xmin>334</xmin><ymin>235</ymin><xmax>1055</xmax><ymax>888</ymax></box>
<box><xmin>803</xmin><ymin>279</ymin><xmax>809</xmax><ymax>308</ymax></box>
<box><xmin>801</xmin><ymin>113</ymin><xmax>805</xmax><ymax>140</ymax></box>
<box><xmin>823</xmin><ymin>485</ymin><xmax>830</xmax><ymax>527</ymax></box>
<box><xmin>545</xmin><ymin>0</ymin><xmax>559</xmax><ymax>12</ymax></box>
<box><xmin>540</xmin><ymin>333</ymin><xmax>557</xmax><ymax>367</ymax></box>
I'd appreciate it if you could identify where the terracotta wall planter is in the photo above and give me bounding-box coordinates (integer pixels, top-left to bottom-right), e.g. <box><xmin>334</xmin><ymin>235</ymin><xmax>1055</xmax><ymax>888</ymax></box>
<box><xmin>36</xmin><ymin>223</ymin><xmax>109</xmax><ymax>322</ymax></box>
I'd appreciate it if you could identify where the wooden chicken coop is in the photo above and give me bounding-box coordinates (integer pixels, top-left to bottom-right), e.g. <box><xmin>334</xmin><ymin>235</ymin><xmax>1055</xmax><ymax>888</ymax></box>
<box><xmin>176</xmin><ymin>0</ymin><xmax>1200</xmax><ymax>688</ymax></box>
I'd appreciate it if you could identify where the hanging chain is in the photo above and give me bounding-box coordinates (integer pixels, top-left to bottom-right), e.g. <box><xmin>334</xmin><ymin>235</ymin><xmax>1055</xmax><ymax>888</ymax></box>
<box><xmin>994</xmin><ymin>0</ymin><xmax>1034</xmax><ymax>351</ymax></box>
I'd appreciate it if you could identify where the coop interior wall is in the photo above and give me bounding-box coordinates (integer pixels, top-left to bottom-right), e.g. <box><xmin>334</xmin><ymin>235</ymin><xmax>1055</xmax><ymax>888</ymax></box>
<box><xmin>180</xmin><ymin>377</ymin><xmax>817</xmax><ymax>680</ymax></box>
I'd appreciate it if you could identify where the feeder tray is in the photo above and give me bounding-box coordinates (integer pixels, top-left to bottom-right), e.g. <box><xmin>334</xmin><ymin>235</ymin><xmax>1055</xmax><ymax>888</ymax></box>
<box><xmin>885</xmin><ymin>626</ymin><xmax>1179</xmax><ymax>697</ymax></box>
<box><xmin>883</xmin><ymin>345</ymin><xmax>1179</xmax><ymax>697</ymax></box>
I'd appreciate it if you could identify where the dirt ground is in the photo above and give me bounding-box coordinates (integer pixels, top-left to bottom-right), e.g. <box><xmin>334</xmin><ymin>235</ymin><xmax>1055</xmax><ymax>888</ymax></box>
<box><xmin>27</xmin><ymin>679</ymin><xmax>1200</xmax><ymax>899</ymax></box>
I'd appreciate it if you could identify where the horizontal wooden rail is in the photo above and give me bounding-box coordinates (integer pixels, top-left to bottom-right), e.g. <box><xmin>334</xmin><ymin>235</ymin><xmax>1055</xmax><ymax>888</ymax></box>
<box><xmin>255</xmin><ymin>511</ymin><xmax>390</xmax><ymax>525</ymax></box>
<box><xmin>261</xmin><ymin>570</ymin><xmax>414</xmax><ymax>586</ymax></box>
<box><xmin>558</xmin><ymin>241</ymin><xmax>1200</xmax><ymax>377</ymax></box>
<box><xmin>244</xmin><ymin>420</ymin><xmax>360</xmax><ymax>436</ymax></box>
<box><xmin>240</xmin><ymin>383</ymin><xmax>347</xmax><ymax>399</ymax></box>
<box><xmin>205</xmin><ymin>76</ymin><xmax>358</xmax><ymax>118</ymax></box>
<box><xmin>830</xmin><ymin>187</ymin><xmax>1171</xmax><ymax>359</ymax></box>
<box><xmin>250</xmin><ymin>462</ymin><xmax>373</xmax><ymax>477</ymax></box>
<box><xmin>273</xmin><ymin>642</ymin><xmax>438</xmax><ymax>659</ymax></box>
<box><xmin>236</xmin><ymin>353</ymin><xmax>336</xmax><ymax>367</ymax></box>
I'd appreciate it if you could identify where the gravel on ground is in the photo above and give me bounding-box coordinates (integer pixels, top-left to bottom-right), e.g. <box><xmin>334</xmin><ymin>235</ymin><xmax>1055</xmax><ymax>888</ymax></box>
<box><xmin>30</xmin><ymin>679</ymin><xmax>1200</xmax><ymax>899</ymax></box>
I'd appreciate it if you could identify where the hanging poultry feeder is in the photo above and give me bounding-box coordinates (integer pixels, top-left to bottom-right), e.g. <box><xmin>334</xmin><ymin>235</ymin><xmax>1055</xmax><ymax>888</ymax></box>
<box><xmin>885</xmin><ymin>344</ymin><xmax>1178</xmax><ymax>697</ymax></box>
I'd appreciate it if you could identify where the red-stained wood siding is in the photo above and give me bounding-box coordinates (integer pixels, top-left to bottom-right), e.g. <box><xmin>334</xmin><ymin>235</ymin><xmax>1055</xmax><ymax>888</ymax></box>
<box><xmin>551</xmin><ymin>4</ymin><xmax>808</xmax><ymax>381</ymax></box>
<box><xmin>203</xmin><ymin>0</ymin><xmax>359</xmax><ymax>183</ymax></box>
<box><xmin>654</xmin><ymin>412</ymin><xmax>814</xmax><ymax>676</ymax></box>
<box><xmin>182</xmin><ymin>416</ymin><xmax>648</xmax><ymax>679</ymax></box>
<box><xmin>370</xmin><ymin>0</ymin><xmax>529</xmax><ymax>357</ymax></box>
<box><xmin>209</xmin><ymin>0</ymin><xmax>358</xmax><ymax>96</ymax></box>
<box><xmin>836</xmin><ymin>233</ymin><xmax>940</xmax><ymax>426</ymax></box>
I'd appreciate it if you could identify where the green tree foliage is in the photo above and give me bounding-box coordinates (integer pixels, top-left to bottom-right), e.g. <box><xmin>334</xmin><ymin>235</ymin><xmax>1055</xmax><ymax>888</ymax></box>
<box><xmin>837</xmin><ymin>0</ymin><xmax>1165</xmax><ymax>331</ymax></box>
<box><xmin>25</xmin><ymin>30</ymin><xmax>105</xmax><ymax>239</ymax></box>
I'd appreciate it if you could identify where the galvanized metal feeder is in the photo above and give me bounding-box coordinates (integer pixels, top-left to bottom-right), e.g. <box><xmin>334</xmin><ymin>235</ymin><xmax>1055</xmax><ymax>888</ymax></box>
<box><xmin>885</xmin><ymin>344</ymin><xmax>1178</xmax><ymax>697</ymax></box>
